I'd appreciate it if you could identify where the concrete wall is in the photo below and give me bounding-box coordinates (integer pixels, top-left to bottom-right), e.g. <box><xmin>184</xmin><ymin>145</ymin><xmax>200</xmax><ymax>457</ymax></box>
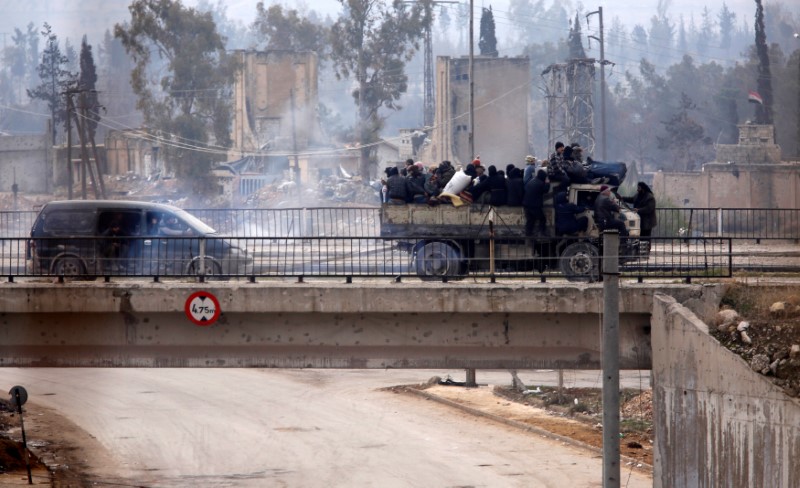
<box><xmin>652</xmin><ymin>163</ymin><xmax>800</xmax><ymax>208</ymax></box>
<box><xmin>0</xmin><ymin>133</ymin><xmax>51</xmax><ymax>193</ymax></box>
<box><xmin>0</xmin><ymin>282</ymin><xmax>723</xmax><ymax>368</ymax></box>
<box><xmin>428</xmin><ymin>56</ymin><xmax>530</xmax><ymax>167</ymax></box>
<box><xmin>652</xmin><ymin>294</ymin><xmax>800</xmax><ymax>488</ymax></box>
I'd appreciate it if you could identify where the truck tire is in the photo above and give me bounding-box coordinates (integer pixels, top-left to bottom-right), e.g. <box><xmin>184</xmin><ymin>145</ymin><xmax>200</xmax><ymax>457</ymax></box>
<box><xmin>559</xmin><ymin>241</ymin><xmax>599</xmax><ymax>282</ymax></box>
<box><xmin>414</xmin><ymin>241</ymin><xmax>465</xmax><ymax>280</ymax></box>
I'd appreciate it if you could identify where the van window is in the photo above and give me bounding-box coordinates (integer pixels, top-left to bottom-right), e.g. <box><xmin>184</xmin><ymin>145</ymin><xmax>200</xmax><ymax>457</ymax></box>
<box><xmin>98</xmin><ymin>211</ymin><xmax>141</xmax><ymax>236</ymax></box>
<box><xmin>42</xmin><ymin>210</ymin><xmax>95</xmax><ymax>234</ymax></box>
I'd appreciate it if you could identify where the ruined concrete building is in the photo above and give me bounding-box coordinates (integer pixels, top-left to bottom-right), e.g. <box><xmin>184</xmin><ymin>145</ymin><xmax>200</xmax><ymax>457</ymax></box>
<box><xmin>424</xmin><ymin>56</ymin><xmax>530</xmax><ymax>167</ymax></box>
<box><xmin>231</xmin><ymin>50</ymin><xmax>320</xmax><ymax>158</ymax></box>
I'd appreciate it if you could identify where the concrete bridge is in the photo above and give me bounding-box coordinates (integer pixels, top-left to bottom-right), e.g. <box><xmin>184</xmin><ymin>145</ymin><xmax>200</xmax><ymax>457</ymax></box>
<box><xmin>0</xmin><ymin>280</ymin><xmax>725</xmax><ymax>369</ymax></box>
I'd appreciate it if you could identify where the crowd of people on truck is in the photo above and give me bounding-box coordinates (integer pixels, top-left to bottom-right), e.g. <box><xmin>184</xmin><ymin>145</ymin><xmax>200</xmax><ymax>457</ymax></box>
<box><xmin>381</xmin><ymin>141</ymin><xmax>657</xmax><ymax>239</ymax></box>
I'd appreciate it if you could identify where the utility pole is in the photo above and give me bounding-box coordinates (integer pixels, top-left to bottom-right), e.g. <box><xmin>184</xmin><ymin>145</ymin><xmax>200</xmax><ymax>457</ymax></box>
<box><xmin>602</xmin><ymin>230</ymin><xmax>621</xmax><ymax>488</ymax></box>
<box><xmin>65</xmin><ymin>91</ymin><xmax>74</xmax><ymax>200</ymax></box>
<box><xmin>290</xmin><ymin>89</ymin><xmax>300</xmax><ymax>183</ymax></box>
<box><xmin>402</xmin><ymin>1</ymin><xmax>458</xmax><ymax>128</ymax></box>
<box><xmin>587</xmin><ymin>7</ymin><xmax>608</xmax><ymax>160</ymax></box>
<box><xmin>468</xmin><ymin>0</ymin><xmax>475</xmax><ymax>161</ymax></box>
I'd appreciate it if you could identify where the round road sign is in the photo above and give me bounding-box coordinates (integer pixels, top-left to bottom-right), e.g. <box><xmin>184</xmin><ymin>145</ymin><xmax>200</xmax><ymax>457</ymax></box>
<box><xmin>9</xmin><ymin>385</ymin><xmax>28</xmax><ymax>409</ymax></box>
<box><xmin>185</xmin><ymin>291</ymin><xmax>221</xmax><ymax>326</ymax></box>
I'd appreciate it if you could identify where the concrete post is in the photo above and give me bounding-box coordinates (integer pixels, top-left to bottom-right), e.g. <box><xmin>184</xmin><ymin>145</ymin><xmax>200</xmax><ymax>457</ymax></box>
<box><xmin>602</xmin><ymin>230</ymin><xmax>620</xmax><ymax>488</ymax></box>
<box><xmin>465</xmin><ymin>368</ymin><xmax>477</xmax><ymax>387</ymax></box>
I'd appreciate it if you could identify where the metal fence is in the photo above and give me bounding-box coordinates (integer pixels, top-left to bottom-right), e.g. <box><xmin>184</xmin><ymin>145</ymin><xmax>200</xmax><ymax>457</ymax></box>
<box><xmin>3</xmin><ymin>235</ymin><xmax>739</xmax><ymax>282</ymax></box>
<box><xmin>654</xmin><ymin>208</ymin><xmax>800</xmax><ymax>240</ymax></box>
<box><xmin>4</xmin><ymin>206</ymin><xmax>799</xmax><ymax>241</ymax></box>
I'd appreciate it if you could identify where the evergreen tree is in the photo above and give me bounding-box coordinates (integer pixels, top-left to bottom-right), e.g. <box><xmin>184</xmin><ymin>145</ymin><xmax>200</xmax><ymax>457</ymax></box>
<box><xmin>78</xmin><ymin>36</ymin><xmax>100</xmax><ymax>140</ymax></box>
<box><xmin>696</xmin><ymin>7</ymin><xmax>715</xmax><ymax>58</ymax></box>
<box><xmin>479</xmin><ymin>6</ymin><xmax>498</xmax><ymax>57</ymax></box>
<box><xmin>27</xmin><ymin>23</ymin><xmax>75</xmax><ymax>145</ymax></box>
<box><xmin>753</xmin><ymin>0</ymin><xmax>773</xmax><ymax>124</ymax></box>
<box><xmin>717</xmin><ymin>3</ymin><xmax>736</xmax><ymax>52</ymax></box>
<box><xmin>677</xmin><ymin>15</ymin><xmax>688</xmax><ymax>55</ymax></box>
<box><xmin>567</xmin><ymin>12</ymin><xmax>586</xmax><ymax>59</ymax></box>
<box><xmin>631</xmin><ymin>25</ymin><xmax>648</xmax><ymax>48</ymax></box>
<box><xmin>657</xmin><ymin>93</ymin><xmax>709</xmax><ymax>171</ymax></box>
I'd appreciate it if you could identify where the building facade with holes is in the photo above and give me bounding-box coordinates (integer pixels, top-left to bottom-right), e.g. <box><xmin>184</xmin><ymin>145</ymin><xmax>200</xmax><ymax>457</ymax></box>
<box><xmin>423</xmin><ymin>56</ymin><xmax>530</xmax><ymax>167</ymax></box>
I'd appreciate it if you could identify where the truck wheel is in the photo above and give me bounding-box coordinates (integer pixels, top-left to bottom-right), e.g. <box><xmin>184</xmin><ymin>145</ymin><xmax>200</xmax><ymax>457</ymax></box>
<box><xmin>559</xmin><ymin>242</ymin><xmax>599</xmax><ymax>282</ymax></box>
<box><xmin>415</xmin><ymin>242</ymin><xmax>465</xmax><ymax>280</ymax></box>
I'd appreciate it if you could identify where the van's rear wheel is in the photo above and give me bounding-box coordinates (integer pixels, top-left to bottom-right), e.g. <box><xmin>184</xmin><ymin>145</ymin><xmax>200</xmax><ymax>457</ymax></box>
<box><xmin>559</xmin><ymin>242</ymin><xmax>599</xmax><ymax>282</ymax></box>
<box><xmin>52</xmin><ymin>257</ymin><xmax>86</xmax><ymax>277</ymax></box>
<box><xmin>414</xmin><ymin>242</ymin><xmax>465</xmax><ymax>280</ymax></box>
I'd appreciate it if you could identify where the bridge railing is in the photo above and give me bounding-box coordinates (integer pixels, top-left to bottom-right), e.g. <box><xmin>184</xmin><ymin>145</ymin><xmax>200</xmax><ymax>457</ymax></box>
<box><xmin>3</xmin><ymin>235</ymin><xmax>742</xmax><ymax>282</ymax></box>
<box><xmin>654</xmin><ymin>208</ymin><xmax>800</xmax><ymax>240</ymax></box>
<box><xmin>4</xmin><ymin>206</ymin><xmax>799</xmax><ymax>241</ymax></box>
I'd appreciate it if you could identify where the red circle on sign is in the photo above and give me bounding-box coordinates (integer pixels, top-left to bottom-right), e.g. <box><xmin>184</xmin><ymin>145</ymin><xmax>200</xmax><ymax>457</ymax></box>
<box><xmin>185</xmin><ymin>291</ymin><xmax>221</xmax><ymax>326</ymax></box>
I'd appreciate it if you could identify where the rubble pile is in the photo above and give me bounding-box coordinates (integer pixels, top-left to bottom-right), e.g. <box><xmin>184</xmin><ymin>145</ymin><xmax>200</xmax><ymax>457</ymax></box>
<box><xmin>1</xmin><ymin>171</ymin><xmax>381</xmax><ymax>212</ymax></box>
<box><xmin>244</xmin><ymin>175</ymin><xmax>380</xmax><ymax>208</ymax></box>
<box><xmin>711</xmin><ymin>287</ymin><xmax>800</xmax><ymax>398</ymax></box>
<box><xmin>621</xmin><ymin>390</ymin><xmax>653</xmax><ymax>420</ymax></box>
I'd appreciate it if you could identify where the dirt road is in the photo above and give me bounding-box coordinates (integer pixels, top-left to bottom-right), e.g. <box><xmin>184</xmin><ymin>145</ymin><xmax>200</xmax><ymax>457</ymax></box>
<box><xmin>0</xmin><ymin>368</ymin><xmax>652</xmax><ymax>487</ymax></box>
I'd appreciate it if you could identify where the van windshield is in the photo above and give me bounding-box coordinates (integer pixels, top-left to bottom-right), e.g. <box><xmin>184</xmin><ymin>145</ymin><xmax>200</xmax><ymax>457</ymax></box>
<box><xmin>173</xmin><ymin>209</ymin><xmax>217</xmax><ymax>234</ymax></box>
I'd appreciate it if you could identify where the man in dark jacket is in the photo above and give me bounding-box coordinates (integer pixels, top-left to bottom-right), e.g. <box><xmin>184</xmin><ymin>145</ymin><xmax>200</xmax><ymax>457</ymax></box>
<box><xmin>554</xmin><ymin>192</ymin><xmax>589</xmax><ymax>235</ymax></box>
<box><xmin>487</xmin><ymin>167</ymin><xmax>508</xmax><ymax>206</ymax></box>
<box><xmin>506</xmin><ymin>167</ymin><xmax>524</xmax><ymax>206</ymax></box>
<box><xmin>594</xmin><ymin>185</ymin><xmax>628</xmax><ymax>236</ymax></box>
<box><xmin>522</xmin><ymin>169</ymin><xmax>550</xmax><ymax>237</ymax></box>
<box><xmin>385</xmin><ymin>166</ymin><xmax>407</xmax><ymax>204</ymax></box>
<box><xmin>405</xmin><ymin>164</ymin><xmax>427</xmax><ymax>203</ymax></box>
<box><xmin>622</xmin><ymin>182</ymin><xmax>657</xmax><ymax>237</ymax></box>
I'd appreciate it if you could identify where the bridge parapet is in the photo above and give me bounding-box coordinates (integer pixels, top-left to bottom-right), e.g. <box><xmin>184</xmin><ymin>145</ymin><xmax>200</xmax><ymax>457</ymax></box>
<box><xmin>0</xmin><ymin>281</ymin><xmax>726</xmax><ymax>369</ymax></box>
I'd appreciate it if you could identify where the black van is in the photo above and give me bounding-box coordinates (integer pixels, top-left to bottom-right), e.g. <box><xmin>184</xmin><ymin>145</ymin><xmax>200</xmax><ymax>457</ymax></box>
<box><xmin>26</xmin><ymin>200</ymin><xmax>251</xmax><ymax>277</ymax></box>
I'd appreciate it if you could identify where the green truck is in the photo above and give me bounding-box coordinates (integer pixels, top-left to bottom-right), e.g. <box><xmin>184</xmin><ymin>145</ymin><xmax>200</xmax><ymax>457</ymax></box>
<box><xmin>380</xmin><ymin>183</ymin><xmax>645</xmax><ymax>281</ymax></box>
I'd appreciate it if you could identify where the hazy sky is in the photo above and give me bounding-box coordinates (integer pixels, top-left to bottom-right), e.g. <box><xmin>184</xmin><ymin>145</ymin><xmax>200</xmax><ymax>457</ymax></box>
<box><xmin>0</xmin><ymin>0</ymin><xmax>771</xmax><ymax>48</ymax></box>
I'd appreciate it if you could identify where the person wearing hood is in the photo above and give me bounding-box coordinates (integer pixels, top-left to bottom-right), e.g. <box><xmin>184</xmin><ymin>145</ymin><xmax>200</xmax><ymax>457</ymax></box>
<box><xmin>523</xmin><ymin>155</ymin><xmax>537</xmax><ymax>185</ymax></box>
<box><xmin>622</xmin><ymin>182</ymin><xmax>657</xmax><ymax>237</ymax></box>
<box><xmin>594</xmin><ymin>185</ymin><xmax>628</xmax><ymax>236</ymax></box>
<box><xmin>487</xmin><ymin>168</ymin><xmax>508</xmax><ymax>206</ymax></box>
<box><xmin>384</xmin><ymin>166</ymin><xmax>408</xmax><ymax>204</ymax></box>
<box><xmin>522</xmin><ymin>169</ymin><xmax>550</xmax><ymax>237</ymax></box>
<box><xmin>554</xmin><ymin>191</ymin><xmax>589</xmax><ymax>236</ymax></box>
<box><xmin>506</xmin><ymin>167</ymin><xmax>524</xmax><ymax>206</ymax></box>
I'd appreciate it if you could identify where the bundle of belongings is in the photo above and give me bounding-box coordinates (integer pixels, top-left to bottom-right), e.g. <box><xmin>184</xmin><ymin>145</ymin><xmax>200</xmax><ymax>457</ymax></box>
<box><xmin>585</xmin><ymin>158</ymin><xmax>627</xmax><ymax>186</ymax></box>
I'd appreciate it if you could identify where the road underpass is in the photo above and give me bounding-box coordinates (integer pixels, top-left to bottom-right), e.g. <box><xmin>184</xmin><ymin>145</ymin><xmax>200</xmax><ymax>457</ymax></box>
<box><xmin>0</xmin><ymin>280</ymin><xmax>725</xmax><ymax>369</ymax></box>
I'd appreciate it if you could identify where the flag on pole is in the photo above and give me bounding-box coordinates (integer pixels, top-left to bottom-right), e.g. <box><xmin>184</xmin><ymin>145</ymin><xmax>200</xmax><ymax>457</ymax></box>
<box><xmin>748</xmin><ymin>90</ymin><xmax>763</xmax><ymax>104</ymax></box>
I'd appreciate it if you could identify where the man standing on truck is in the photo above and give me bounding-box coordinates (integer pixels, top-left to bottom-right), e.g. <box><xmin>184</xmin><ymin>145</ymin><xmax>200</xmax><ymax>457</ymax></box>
<box><xmin>594</xmin><ymin>185</ymin><xmax>629</xmax><ymax>237</ymax></box>
<box><xmin>523</xmin><ymin>169</ymin><xmax>550</xmax><ymax>238</ymax></box>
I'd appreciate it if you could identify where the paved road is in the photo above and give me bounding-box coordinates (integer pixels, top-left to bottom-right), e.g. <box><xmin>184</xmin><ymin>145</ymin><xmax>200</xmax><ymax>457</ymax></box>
<box><xmin>0</xmin><ymin>368</ymin><xmax>652</xmax><ymax>487</ymax></box>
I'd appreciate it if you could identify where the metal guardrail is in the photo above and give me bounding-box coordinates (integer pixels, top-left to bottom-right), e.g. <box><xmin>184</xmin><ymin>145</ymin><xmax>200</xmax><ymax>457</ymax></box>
<box><xmin>2</xmin><ymin>235</ymin><xmax>740</xmax><ymax>282</ymax></box>
<box><xmin>3</xmin><ymin>206</ymin><xmax>799</xmax><ymax>240</ymax></box>
<box><xmin>654</xmin><ymin>208</ymin><xmax>800</xmax><ymax>240</ymax></box>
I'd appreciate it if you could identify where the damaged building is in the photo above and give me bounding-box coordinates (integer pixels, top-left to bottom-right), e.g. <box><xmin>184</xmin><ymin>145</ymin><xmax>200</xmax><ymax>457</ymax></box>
<box><xmin>423</xmin><ymin>55</ymin><xmax>530</xmax><ymax>167</ymax></box>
